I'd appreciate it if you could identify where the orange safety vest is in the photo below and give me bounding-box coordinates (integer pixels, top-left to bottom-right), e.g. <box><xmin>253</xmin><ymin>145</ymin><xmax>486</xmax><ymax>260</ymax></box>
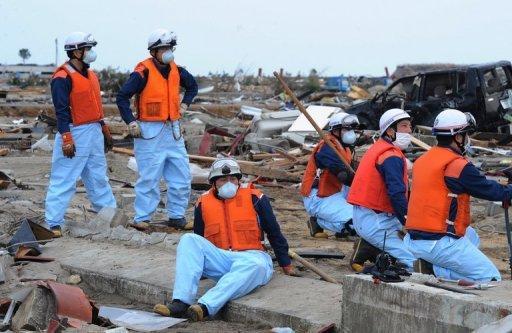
<box><xmin>197</xmin><ymin>183</ymin><xmax>264</xmax><ymax>251</ymax></box>
<box><xmin>347</xmin><ymin>138</ymin><xmax>408</xmax><ymax>213</ymax></box>
<box><xmin>53</xmin><ymin>63</ymin><xmax>104</xmax><ymax>126</ymax></box>
<box><xmin>300</xmin><ymin>134</ymin><xmax>353</xmax><ymax>198</ymax></box>
<box><xmin>135</xmin><ymin>58</ymin><xmax>181</xmax><ymax>122</ymax></box>
<box><xmin>406</xmin><ymin>146</ymin><xmax>470</xmax><ymax>237</ymax></box>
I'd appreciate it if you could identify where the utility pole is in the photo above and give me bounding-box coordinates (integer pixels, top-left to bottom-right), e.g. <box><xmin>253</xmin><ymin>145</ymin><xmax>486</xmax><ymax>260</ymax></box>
<box><xmin>55</xmin><ymin>38</ymin><xmax>58</xmax><ymax>66</ymax></box>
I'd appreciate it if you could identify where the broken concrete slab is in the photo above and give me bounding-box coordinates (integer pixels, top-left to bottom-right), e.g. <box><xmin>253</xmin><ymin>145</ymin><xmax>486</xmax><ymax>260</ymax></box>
<box><xmin>67</xmin><ymin>208</ymin><xmax>128</xmax><ymax>239</ymax></box>
<box><xmin>42</xmin><ymin>238</ymin><xmax>340</xmax><ymax>332</ymax></box>
<box><xmin>341</xmin><ymin>274</ymin><xmax>512</xmax><ymax>333</ymax></box>
<box><xmin>148</xmin><ymin>232</ymin><xmax>166</xmax><ymax>245</ymax></box>
<box><xmin>91</xmin><ymin>207</ymin><xmax>129</xmax><ymax>231</ymax></box>
<box><xmin>18</xmin><ymin>261</ymin><xmax>62</xmax><ymax>282</ymax></box>
<box><xmin>119</xmin><ymin>193</ymin><xmax>136</xmax><ymax>209</ymax></box>
<box><xmin>474</xmin><ymin>314</ymin><xmax>512</xmax><ymax>333</ymax></box>
<box><xmin>11</xmin><ymin>287</ymin><xmax>56</xmax><ymax>332</ymax></box>
<box><xmin>127</xmin><ymin>232</ymin><xmax>151</xmax><ymax>247</ymax></box>
<box><xmin>109</xmin><ymin>225</ymin><xmax>136</xmax><ymax>242</ymax></box>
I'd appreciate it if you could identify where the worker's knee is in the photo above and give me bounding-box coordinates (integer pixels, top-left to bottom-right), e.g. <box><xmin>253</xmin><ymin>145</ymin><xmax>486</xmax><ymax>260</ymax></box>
<box><xmin>177</xmin><ymin>233</ymin><xmax>204</xmax><ymax>250</ymax></box>
<box><xmin>243</xmin><ymin>257</ymin><xmax>269</xmax><ymax>276</ymax></box>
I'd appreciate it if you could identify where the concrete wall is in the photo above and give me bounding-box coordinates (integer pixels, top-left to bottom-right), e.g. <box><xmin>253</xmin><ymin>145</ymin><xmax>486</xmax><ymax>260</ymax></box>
<box><xmin>341</xmin><ymin>274</ymin><xmax>512</xmax><ymax>333</ymax></box>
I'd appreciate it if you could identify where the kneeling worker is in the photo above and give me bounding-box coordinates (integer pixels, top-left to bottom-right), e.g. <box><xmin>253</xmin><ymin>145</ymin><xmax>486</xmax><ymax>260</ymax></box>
<box><xmin>347</xmin><ymin>109</ymin><xmax>416</xmax><ymax>271</ymax></box>
<box><xmin>154</xmin><ymin>158</ymin><xmax>296</xmax><ymax>321</ymax></box>
<box><xmin>301</xmin><ymin>112</ymin><xmax>359</xmax><ymax>239</ymax></box>
<box><xmin>405</xmin><ymin>109</ymin><xmax>511</xmax><ymax>281</ymax></box>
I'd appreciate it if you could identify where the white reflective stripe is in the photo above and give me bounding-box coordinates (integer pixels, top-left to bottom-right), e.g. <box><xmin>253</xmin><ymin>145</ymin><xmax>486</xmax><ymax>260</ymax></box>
<box><xmin>240</xmin><ymin>183</ymin><xmax>249</xmax><ymax>189</ymax></box>
<box><xmin>315</xmin><ymin>168</ymin><xmax>322</xmax><ymax>178</ymax></box>
<box><xmin>446</xmin><ymin>219</ymin><xmax>455</xmax><ymax>225</ymax></box>
<box><xmin>64</xmin><ymin>64</ymin><xmax>75</xmax><ymax>73</ymax></box>
<box><xmin>447</xmin><ymin>193</ymin><xmax>458</xmax><ymax>198</ymax></box>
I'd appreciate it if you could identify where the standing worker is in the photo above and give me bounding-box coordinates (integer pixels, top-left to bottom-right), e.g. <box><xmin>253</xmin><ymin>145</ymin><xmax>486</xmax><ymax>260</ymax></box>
<box><xmin>46</xmin><ymin>32</ymin><xmax>116</xmax><ymax>237</ymax></box>
<box><xmin>301</xmin><ymin>112</ymin><xmax>359</xmax><ymax>239</ymax></box>
<box><xmin>153</xmin><ymin>158</ymin><xmax>296</xmax><ymax>321</ymax></box>
<box><xmin>404</xmin><ymin>109</ymin><xmax>510</xmax><ymax>281</ymax></box>
<box><xmin>347</xmin><ymin>109</ymin><xmax>416</xmax><ymax>271</ymax></box>
<box><xmin>116</xmin><ymin>29</ymin><xmax>198</xmax><ymax>230</ymax></box>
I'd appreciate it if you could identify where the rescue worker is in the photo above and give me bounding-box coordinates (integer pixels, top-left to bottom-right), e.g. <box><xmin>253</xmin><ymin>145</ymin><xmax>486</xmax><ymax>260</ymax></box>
<box><xmin>116</xmin><ymin>29</ymin><xmax>198</xmax><ymax>230</ymax></box>
<box><xmin>301</xmin><ymin>112</ymin><xmax>359</xmax><ymax>239</ymax></box>
<box><xmin>46</xmin><ymin>32</ymin><xmax>116</xmax><ymax>237</ymax></box>
<box><xmin>404</xmin><ymin>109</ymin><xmax>512</xmax><ymax>281</ymax></box>
<box><xmin>347</xmin><ymin>108</ymin><xmax>416</xmax><ymax>271</ymax></box>
<box><xmin>153</xmin><ymin>158</ymin><xmax>296</xmax><ymax>321</ymax></box>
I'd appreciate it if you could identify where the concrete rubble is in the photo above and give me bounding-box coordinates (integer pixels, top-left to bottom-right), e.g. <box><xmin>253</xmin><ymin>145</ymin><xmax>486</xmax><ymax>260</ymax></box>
<box><xmin>1</xmin><ymin>67</ymin><xmax>512</xmax><ymax>332</ymax></box>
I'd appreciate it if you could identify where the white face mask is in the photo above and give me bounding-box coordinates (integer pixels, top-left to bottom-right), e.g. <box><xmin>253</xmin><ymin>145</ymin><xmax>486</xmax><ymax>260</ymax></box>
<box><xmin>83</xmin><ymin>49</ymin><xmax>97</xmax><ymax>64</ymax></box>
<box><xmin>217</xmin><ymin>181</ymin><xmax>238</xmax><ymax>199</ymax></box>
<box><xmin>161</xmin><ymin>50</ymin><xmax>174</xmax><ymax>64</ymax></box>
<box><xmin>393</xmin><ymin>132</ymin><xmax>411</xmax><ymax>150</ymax></box>
<box><xmin>342</xmin><ymin>130</ymin><xmax>357</xmax><ymax>145</ymax></box>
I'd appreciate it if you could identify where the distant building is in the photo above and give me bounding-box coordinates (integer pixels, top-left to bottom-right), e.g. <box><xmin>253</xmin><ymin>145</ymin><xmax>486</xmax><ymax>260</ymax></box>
<box><xmin>0</xmin><ymin>64</ymin><xmax>56</xmax><ymax>79</ymax></box>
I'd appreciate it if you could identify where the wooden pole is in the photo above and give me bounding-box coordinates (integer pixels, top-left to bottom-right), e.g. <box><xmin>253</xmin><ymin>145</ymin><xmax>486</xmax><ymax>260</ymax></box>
<box><xmin>273</xmin><ymin>71</ymin><xmax>355</xmax><ymax>173</ymax></box>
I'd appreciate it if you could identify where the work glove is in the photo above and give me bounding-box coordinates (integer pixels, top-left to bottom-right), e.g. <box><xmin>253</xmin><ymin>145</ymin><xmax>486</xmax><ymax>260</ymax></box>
<box><xmin>102</xmin><ymin>124</ymin><xmax>114</xmax><ymax>152</ymax></box>
<box><xmin>282</xmin><ymin>265</ymin><xmax>302</xmax><ymax>277</ymax></box>
<box><xmin>128</xmin><ymin>121</ymin><xmax>142</xmax><ymax>138</ymax></box>
<box><xmin>180</xmin><ymin>103</ymin><xmax>188</xmax><ymax>115</ymax></box>
<box><xmin>61</xmin><ymin>132</ymin><xmax>75</xmax><ymax>158</ymax></box>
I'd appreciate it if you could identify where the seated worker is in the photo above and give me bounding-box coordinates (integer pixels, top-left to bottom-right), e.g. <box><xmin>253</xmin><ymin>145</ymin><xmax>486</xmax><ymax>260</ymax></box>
<box><xmin>404</xmin><ymin>109</ymin><xmax>512</xmax><ymax>282</ymax></box>
<box><xmin>347</xmin><ymin>109</ymin><xmax>416</xmax><ymax>271</ymax></box>
<box><xmin>153</xmin><ymin>158</ymin><xmax>296</xmax><ymax>321</ymax></box>
<box><xmin>301</xmin><ymin>112</ymin><xmax>359</xmax><ymax>239</ymax></box>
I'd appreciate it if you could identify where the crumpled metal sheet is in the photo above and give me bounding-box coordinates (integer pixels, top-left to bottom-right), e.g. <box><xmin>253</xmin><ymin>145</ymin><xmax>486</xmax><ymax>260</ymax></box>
<box><xmin>7</xmin><ymin>219</ymin><xmax>54</xmax><ymax>255</ymax></box>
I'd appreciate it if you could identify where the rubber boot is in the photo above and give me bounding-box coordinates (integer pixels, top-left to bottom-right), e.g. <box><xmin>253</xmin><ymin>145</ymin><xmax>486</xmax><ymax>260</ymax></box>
<box><xmin>350</xmin><ymin>238</ymin><xmax>380</xmax><ymax>272</ymax></box>
<box><xmin>154</xmin><ymin>299</ymin><xmax>190</xmax><ymax>318</ymax></box>
<box><xmin>187</xmin><ymin>303</ymin><xmax>208</xmax><ymax>322</ymax></box>
<box><xmin>307</xmin><ymin>217</ymin><xmax>328</xmax><ymax>238</ymax></box>
<box><xmin>167</xmin><ymin>218</ymin><xmax>193</xmax><ymax>230</ymax></box>
<box><xmin>51</xmin><ymin>226</ymin><xmax>62</xmax><ymax>238</ymax></box>
<box><xmin>335</xmin><ymin>220</ymin><xmax>359</xmax><ymax>241</ymax></box>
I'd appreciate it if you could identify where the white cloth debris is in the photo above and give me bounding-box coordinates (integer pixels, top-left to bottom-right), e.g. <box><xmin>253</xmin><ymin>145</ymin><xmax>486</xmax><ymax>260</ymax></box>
<box><xmin>31</xmin><ymin>135</ymin><xmax>53</xmax><ymax>151</ymax></box>
<box><xmin>99</xmin><ymin>306</ymin><xmax>185</xmax><ymax>332</ymax></box>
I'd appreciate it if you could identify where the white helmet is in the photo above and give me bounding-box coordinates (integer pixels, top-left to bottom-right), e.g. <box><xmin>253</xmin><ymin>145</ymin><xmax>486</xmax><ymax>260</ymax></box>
<box><xmin>147</xmin><ymin>29</ymin><xmax>177</xmax><ymax>50</ymax></box>
<box><xmin>328</xmin><ymin>113</ymin><xmax>360</xmax><ymax>131</ymax></box>
<box><xmin>432</xmin><ymin>109</ymin><xmax>476</xmax><ymax>136</ymax></box>
<box><xmin>379</xmin><ymin>108</ymin><xmax>411</xmax><ymax>134</ymax></box>
<box><xmin>208</xmin><ymin>158</ymin><xmax>242</xmax><ymax>183</ymax></box>
<box><xmin>64</xmin><ymin>32</ymin><xmax>97</xmax><ymax>51</ymax></box>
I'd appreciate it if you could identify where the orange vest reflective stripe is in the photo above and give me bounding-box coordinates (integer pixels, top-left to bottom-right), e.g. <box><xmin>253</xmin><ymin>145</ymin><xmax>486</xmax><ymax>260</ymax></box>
<box><xmin>347</xmin><ymin>138</ymin><xmax>408</xmax><ymax>213</ymax></box>
<box><xmin>406</xmin><ymin>147</ymin><xmax>470</xmax><ymax>237</ymax></box>
<box><xmin>136</xmin><ymin>58</ymin><xmax>181</xmax><ymax>122</ymax></box>
<box><xmin>300</xmin><ymin>134</ymin><xmax>353</xmax><ymax>197</ymax></box>
<box><xmin>53</xmin><ymin>63</ymin><xmax>103</xmax><ymax>126</ymax></box>
<box><xmin>198</xmin><ymin>183</ymin><xmax>264</xmax><ymax>251</ymax></box>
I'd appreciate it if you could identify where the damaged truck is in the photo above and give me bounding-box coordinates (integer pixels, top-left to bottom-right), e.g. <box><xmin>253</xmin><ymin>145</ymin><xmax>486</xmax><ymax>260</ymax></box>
<box><xmin>347</xmin><ymin>61</ymin><xmax>512</xmax><ymax>132</ymax></box>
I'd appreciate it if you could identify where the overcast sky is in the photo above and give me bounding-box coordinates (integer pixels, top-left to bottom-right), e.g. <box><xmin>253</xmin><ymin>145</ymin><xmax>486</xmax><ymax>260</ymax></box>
<box><xmin>1</xmin><ymin>0</ymin><xmax>511</xmax><ymax>76</ymax></box>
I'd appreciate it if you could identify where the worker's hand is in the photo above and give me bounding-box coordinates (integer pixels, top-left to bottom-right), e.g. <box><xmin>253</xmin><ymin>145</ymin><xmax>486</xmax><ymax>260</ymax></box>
<box><xmin>180</xmin><ymin>103</ymin><xmax>188</xmax><ymax>115</ymax></box>
<box><xmin>282</xmin><ymin>265</ymin><xmax>302</xmax><ymax>277</ymax></box>
<box><xmin>102</xmin><ymin>124</ymin><xmax>114</xmax><ymax>152</ymax></box>
<box><xmin>128</xmin><ymin>121</ymin><xmax>142</xmax><ymax>138</ymax></box>
<box><xmin>61</xmin><ymin>132</ymin><xmax>75</xmax><ymax>158</ymax></box>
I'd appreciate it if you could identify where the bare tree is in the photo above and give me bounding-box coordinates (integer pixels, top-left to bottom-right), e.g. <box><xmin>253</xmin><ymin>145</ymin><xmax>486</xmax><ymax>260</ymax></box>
<box><xmin>18</xmin><ymin>48</ymin><xmax>31</xmax><ymax>64</ymax></box>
